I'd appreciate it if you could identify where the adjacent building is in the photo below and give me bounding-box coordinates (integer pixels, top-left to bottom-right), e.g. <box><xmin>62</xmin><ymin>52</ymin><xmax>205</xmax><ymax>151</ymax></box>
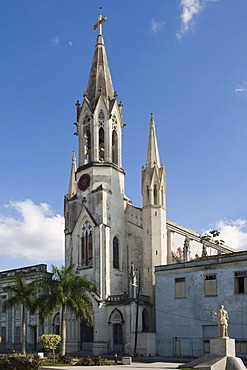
<box><xmin>0</xmin><ymin>264</ymin><xmax>51</xmax><ymax>353</ymax></box>
<box><xmin>155</xmin><ymin>251</ymin><xmax>247</xmax><ymax>359</ymax></box>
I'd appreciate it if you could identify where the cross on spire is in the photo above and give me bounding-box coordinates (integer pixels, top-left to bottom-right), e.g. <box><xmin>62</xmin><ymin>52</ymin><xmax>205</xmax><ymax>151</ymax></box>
<box><xmin>93</xmin><ymin>7</ymin><xmax>107</xmax><ymax>36</ymax></box>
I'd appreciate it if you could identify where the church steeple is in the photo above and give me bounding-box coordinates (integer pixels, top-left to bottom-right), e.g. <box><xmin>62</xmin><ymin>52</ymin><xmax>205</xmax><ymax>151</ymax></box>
<box><xmin>142</xmin><ymin>113</ymin><xmax>166</xmax><ymax>208</ymax></box>
<box><xmin>86</xmin><ymin>11</ymin><xmax>114</xmax><ymax>111</ymax></box>
<box><xmin>75</xmin><ymin>10</ymin><xmax>124</xmax><ymax>169</ymax></box>
<box><xmin>141</xmin><ymin>113</ymin><xmax>167</xmax><ymax>299</ymax></box>
<box><xmin>146</xmin><ymin>113</ymin><xmax>161</xmax><ymax>168</ymax></box>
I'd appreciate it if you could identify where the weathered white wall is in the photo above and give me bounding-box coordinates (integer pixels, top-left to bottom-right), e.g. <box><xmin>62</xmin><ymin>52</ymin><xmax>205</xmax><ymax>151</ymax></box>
<box><xmin>155</xmin><ymin>255</ymin><xmax>247</xmax><ymax>358</ymax></box>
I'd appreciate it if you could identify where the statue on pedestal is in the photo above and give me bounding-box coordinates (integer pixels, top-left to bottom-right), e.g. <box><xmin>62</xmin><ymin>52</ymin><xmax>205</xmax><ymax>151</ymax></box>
<box><xmin>215</xmin><ymin>304</ymin><xmax>229</xmax><ymax>338</ymax></box>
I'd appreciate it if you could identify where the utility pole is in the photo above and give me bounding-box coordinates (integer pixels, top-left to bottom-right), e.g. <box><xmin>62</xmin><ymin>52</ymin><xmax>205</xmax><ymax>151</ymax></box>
<box><xmin>134</xmin><ymin>269</ymin><xmax>141</xmax><ymax>357</ymax></box>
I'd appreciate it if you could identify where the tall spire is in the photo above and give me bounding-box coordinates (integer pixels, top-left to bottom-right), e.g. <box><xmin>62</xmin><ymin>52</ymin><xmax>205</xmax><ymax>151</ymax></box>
<box><xmin>86</xmin><ymin>9</ymin><xmax>114</xmax><ymax>110</ymax></box>
<box><xmin>142</xmin><ymin>113</ymin><xmax>166</xmax><ymax>208</ymax></box>
<box><xmin>146</xmin><ymin>113</ymin><xmax>161</xmax><ymax>168</ymax></box>
<box><xmin>68</xmin><ymin>151</ymin><xmax>77</xmax><ymax>199</ymax></box>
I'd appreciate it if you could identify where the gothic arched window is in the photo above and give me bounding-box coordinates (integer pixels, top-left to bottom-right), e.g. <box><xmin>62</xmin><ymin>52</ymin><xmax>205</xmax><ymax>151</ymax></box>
<box><xmin>81</xmin><ymin>221</ymin><xmax>93</xmax><ymax>267</ymax></box>
<box><xmin>146</xmin><ymin>185</ymin><xmax>149</xmax><ymax>205</ymax></box>
<box><xmin>113</xmin><ymin>236</ymin><xmax>119</xmax><ymax>269</ymax></box>
<box><xmin>83</xmin><ymin>114</ymin><xmax>91</xmax><ymax>164</ymax></box>
<box><xmin>99</xmin><ymin>127</ymin><xmax>105</xmax><ymax>161</ymax></box>
<box><xmin>153</xmin><ymin>184</ymin><xmax>158</xmax><ymax>205</ymax></box>
<box><xmin>112</xmin><ymin>130</ymin><xmax>118</xmax><ymax>165</ymax></box>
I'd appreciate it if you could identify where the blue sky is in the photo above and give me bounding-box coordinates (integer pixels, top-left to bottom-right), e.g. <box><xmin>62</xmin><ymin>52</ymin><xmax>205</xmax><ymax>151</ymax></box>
<box><xmin>0</xmin><ymin>0</ymin><xmax>247</xmax><ymax>271</ymax></box>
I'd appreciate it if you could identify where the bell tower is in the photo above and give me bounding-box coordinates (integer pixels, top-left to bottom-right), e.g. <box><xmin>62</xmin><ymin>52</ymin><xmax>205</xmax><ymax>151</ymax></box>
<box><xmin>75</xmin><ymin>13</ymin><xmax>124</xmax><ymax>169</ymax></box>
<box><xmin>141</xmin><ymin>113</ymin><xmax>167</xmax><ymax>301</ymax></box>
<box><xmin>64</xmin><ymin>11</ymin><xmax>126</xmax><ymax>300</ymax></box>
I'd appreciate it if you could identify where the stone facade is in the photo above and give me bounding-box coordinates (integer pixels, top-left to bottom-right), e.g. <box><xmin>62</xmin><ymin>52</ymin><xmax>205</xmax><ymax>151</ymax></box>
<box><xmin>64</xmin><ymin>13</ymin><xmax>235</xmax><ymax>356</ymax></box>
<box><xmin>0</xmin><ymin>264</ymin><xmax>52</xmax><ymax>353</ymax></box>
<box><xmin>155</xmin><ymin>251</ymin><xmax>247</xmax><ymax>358</ymax></box>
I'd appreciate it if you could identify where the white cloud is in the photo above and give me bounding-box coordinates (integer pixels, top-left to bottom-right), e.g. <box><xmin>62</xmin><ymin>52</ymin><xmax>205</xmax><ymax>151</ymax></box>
<box><xmin>50</xmin><ymin>36</ymin><xmax>60</xmax><ymax>47</ymax></box>
<box><xmin>176</xmin><ymin>0</ymin><xmax>219</xmax><ymax>39</ymax></box>
<box><xmin>213</xmin><ymin>219</ymin><xmax>247</xmax><ymax>251</ymax></box>
<box><xmin>235</xmin><ymin>80</ymin><xmax>247</xmax><ymax>94</ymax></box>
<box><xmin>150</xmin><ymin>19</ymin><xmax>165</xmax><ymax>33</ymax></box>
<box><xmin>0</xmin><ymin>200</ymin><xmax>64</xmax><ymax>264</ymax></box>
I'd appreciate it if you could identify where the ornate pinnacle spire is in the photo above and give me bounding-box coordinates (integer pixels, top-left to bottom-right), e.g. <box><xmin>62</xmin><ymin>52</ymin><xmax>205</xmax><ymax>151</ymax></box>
<box><xmin>68</xmin><ymin>151</ymin><xmax>77</xmax><ymax>199</ymax></box>
<box><xmin>146</xmin><ymin>113</ymin><xmax>161</xmax><ymax>168</ymax></box>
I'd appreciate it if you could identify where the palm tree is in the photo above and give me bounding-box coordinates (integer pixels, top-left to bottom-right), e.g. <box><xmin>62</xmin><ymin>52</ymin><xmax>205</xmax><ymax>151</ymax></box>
<box><xmin>3</xmin><ymin>274</ymin><xmax>36</xmax><ymax>355</ymax></box>
<box><xmin>34</xmin><ymin>264</ymin><xmax>98</xmax><ymax>356</ymax></box>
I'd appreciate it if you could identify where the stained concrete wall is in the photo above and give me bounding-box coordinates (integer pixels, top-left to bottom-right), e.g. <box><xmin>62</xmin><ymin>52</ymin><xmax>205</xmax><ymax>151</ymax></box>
<box><xmin>155</xmin><ymin>253</ymin><xmax>247</xmax><ymax>358</ymax></box>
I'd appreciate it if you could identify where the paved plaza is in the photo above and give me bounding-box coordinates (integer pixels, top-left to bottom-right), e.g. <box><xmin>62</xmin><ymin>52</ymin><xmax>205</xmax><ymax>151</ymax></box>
<box><xmin>40</xmin><ymin>360</ymin><xmax>185</xmax><ymax>370</ymax></box>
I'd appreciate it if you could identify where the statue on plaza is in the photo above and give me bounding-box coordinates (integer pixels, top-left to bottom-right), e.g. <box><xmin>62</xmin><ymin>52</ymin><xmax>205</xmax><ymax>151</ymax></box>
<box><xmin>215</xmin><ymin>304</ymin><xmax>229</xmax><ymax>338</ymax></box>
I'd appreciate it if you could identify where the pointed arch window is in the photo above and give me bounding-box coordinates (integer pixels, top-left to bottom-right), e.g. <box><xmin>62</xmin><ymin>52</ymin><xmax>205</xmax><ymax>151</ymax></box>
<box><xmin>153</xmin><ymin>184</ymin><xmax>158</xmax><ymax>205</ymax></box>
<box><xmin>146</xmin><ymin>185</ymin><xmax>149</xmax><ymax>205</ymax></box>
<box><xmin>112</xmin><ymin>130</ymin><xmax>118</xmax><ymax>165</ymax></box>
<box><xmin>81</xmin><ymin>221</ymin><xmax>93</xmax><ymax>267</ymax></box>
<box><xmin>99</xmin><ymin>127</ymin><xmax>105</xmax><ymax>161</ymax></box>
<box><xmin>113</xmin><ymin>236</ymin><xmax>119</xmax><ymax>269</ymax></box>
<box><xmin>83</xmin><ymin>115</ymin><xmax>91</xmax><ymax>164</ymax></box>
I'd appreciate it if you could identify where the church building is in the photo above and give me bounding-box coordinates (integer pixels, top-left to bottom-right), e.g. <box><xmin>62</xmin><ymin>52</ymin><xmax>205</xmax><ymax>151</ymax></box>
<box><xmin>64</xmin><ymin>12</ymin><xmax>234</xmax><ymax>355</ymax></box>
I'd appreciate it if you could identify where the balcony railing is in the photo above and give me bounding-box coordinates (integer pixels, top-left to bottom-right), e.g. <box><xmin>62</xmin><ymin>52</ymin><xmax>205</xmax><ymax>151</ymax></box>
<box><xmin>106</xmin><ymin>294</ymin><xmax>149</xmax><ymax>304</ymax></box>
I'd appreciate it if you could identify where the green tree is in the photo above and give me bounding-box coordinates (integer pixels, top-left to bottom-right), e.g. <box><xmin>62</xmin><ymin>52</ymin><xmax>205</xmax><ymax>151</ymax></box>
<box><xmin>34</xmin><ymin>264</ymin><xmax>97</xmax><ymax>356</ymax></box>
<box><xmin>3</xmin><ymin>274</ymin><xmax>36</xmax><ymax>355</ymax></box>
<box><xmin>39</xmin><ymin>334</ymin><xmax>61</xmax><ymax>364</ymax></box>
<box><xmin>200</xmin><ymin>229</ymin><xmax>225</xmax><ymax>246</ymax></box>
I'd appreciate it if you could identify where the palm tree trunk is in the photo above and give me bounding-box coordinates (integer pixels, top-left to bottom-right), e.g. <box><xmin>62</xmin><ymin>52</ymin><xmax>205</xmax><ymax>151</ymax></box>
<box><xmin>21</xmin><ymin>305</ymin><xmax>26</xmax><ymax>355</ymax></box>
<box><xmin>61</xmin><ymin>306</ymin><xmax>66</xmax><ymax>356</ymax></box>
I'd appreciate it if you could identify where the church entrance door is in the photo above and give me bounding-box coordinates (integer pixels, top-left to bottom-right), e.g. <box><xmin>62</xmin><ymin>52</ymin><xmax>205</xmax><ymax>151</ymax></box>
<box><xmin>113</xmin><ymin>323</ymin><xmax>123</xmax><ymax>352</ymax></box>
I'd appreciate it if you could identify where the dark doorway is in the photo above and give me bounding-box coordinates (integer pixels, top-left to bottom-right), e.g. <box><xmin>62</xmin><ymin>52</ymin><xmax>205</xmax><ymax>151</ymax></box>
<box><xmin>113</xmin><ymin>323</ymin><xmax>123</xmax><ymax>352</ymax></box>
<box><xmin>80</xmin><ymin>321</ymin><xmax>93</xmax><ymax>351</ymax></box>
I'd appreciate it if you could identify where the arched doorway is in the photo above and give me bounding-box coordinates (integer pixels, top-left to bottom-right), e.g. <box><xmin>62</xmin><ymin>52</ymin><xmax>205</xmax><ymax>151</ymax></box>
<box><xmin>109</xmin><ymin>309</ymin><xmax>124</xmax><ymax>352</ymax></box>
<box><xmin>52</xmin><ymin>312</ymin><xmax>60</xmax><ymax>335</ymax></box>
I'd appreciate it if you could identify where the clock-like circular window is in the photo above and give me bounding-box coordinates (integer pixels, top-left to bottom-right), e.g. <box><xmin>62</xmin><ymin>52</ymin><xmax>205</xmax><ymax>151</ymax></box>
<box><xmin>78</xmin><ymin>174</ymin><xmax>90</xmax><ymax>191</ymax></box>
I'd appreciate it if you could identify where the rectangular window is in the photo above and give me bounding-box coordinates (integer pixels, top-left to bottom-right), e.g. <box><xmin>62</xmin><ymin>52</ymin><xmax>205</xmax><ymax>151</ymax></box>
<box><xmin>113</xmin><ymin>237</ymin><xmax>119</xmax><ymax>269</ymax></box>
<box><xmin>1</xmin><ymin>295</ymin><xmax>7</xmax><ymax>318</ymax></box>
<box><xmin>204</xmin><ymin>340</ymin><xmax>210</xmax><ymax>354</ymax></box>
<box><xmin>15</xmin><ymin>304</ymin><xmax>21</xmax><ymax>320</ymax></box>
<box><xmin>14</xmin><ymin>325</ymin><xmax>21</xmax><ymax>344</ymax></box>
<box><xmin>236</xmin><ymin>340</ymin><xmax>247</xmax><ymax>354</ymax></box>
<box><xmin>175</xmin><ymin>277</ymin><xmax>186</xmax><ymax>298</ymax></box>
<box><xmin>205</xmin><ymin>274</ymin><xmax>217</xmax><ymax>296</ymax></box>
<box><xmin>234</xmin><ymin>271</ymin><xmax>247</xmax><ymax>294</ymax></box>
